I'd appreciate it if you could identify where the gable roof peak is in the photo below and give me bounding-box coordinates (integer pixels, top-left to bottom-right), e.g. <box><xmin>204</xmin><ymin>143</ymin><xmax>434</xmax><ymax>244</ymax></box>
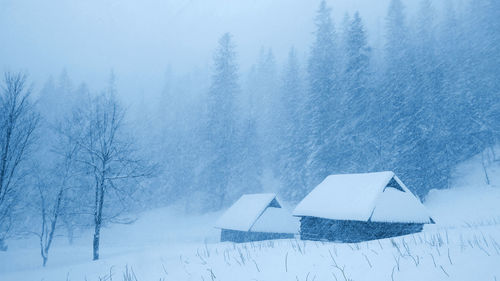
<box><xmin>215</xmin><ymin>193</ymin><xmax>279</xmax><ymax>231</ymax></box>
<box><xmin>293</xmin><ymin>171</ymin><xmax>433</xmax><ymax>224</ymax></box>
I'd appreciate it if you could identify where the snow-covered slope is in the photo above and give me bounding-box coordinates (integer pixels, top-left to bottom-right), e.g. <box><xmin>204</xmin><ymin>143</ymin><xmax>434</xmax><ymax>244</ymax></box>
<box><xmin>0</xmin><ymin>150</ymin><xmax>499</xmax><ymax>280</ymax></box>
<box><xmin>426</xmin><ymin>148</ymin><xmax>500</xmax><ymax>227</ymax></box>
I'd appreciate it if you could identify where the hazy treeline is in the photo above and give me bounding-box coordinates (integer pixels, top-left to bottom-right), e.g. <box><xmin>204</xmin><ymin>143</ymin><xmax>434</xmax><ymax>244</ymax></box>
<box><xmin>0</xmin><ymin>0</ymin><xmax>498</xmax><ymax>264</ymax></box>
<box><xmin>154</xmin><ymin>0</ymin><xmax>499</xmax><ymax>210</ymax></box>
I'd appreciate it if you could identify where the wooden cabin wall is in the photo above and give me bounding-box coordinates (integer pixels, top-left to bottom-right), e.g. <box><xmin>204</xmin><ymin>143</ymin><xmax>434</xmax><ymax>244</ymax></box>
<box><xmin>220</xmin><ymin>229</ymin><xmax>294</xmax><ymax>243</ymax></box>
<box><xmin>299</xmin><ymin>217</ymin><xmax>423</xmax><ymax>242</ymax></box>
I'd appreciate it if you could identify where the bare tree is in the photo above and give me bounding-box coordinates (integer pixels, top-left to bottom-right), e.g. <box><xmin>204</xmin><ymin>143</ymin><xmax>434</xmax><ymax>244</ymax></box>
<box><xmin>34</xmin><ymin>126</ymin><xmax>80</xmax><ymax>266</ymax></box>
<box><xmin>35</xmin><ymin>178</ymin><xmax>63</xmax><ymax>267</ymax></box>
<box><xmin>0</xmin><ymin>72</ymin><xmax>39</xmax><ymax>250</ymax></box>
<box><xmin>67</xmin><ymin>92</ymin><xmax>155</xmax><ymax>260</ymax></box>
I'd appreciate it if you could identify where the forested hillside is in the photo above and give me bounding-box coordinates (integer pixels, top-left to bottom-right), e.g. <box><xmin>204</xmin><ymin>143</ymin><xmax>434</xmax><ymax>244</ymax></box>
<box><xmin>146</xmin><ymin>0</ymin><xmax>500</xmax><ymax>209</ymax></box>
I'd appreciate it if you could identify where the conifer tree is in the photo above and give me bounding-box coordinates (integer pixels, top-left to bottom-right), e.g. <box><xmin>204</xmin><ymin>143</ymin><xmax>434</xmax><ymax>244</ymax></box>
<box><xmin>382</xmin><ymin>0</ymin><xmax>413</xmax><ymax>124</ymax></box>
<box><xmin>344</xmin><ymin>12</ymin><xmax>370</xmax><ymax>115</ymax></box>
<box><xmin>202</xmin><ymin>33</ymin><xmax>240</xmax><ymax>210</ymax></box>
<box><xmin>279</xmin><ymin>48</ymin><xmax>308</xmax><ymax>202</ymax></box>
<box><xmin>306</xmin><ymin>0</ymin><xmax>338</xmax><ymax>187</ymax></box>
<box><xmin>410</xmin><ymin>0</ymin><xmax>448</xmax><ymax>195</ymax></box>
<box><xmin>380</xmin><ymin>0</ymin><xmax>418</xmax><ymax>191</ymax></box>
<box><xmin>255</xmin><ymin>48</ymin><xmax>280</xmax><ymax>166</ymax></box>
<box><xmin>339</xmin><ymin>12</ymin><xmax>373</xmax><ymax>172</ymax></box>
<box><xmin>231</xmin><ymin>117</ymin><xmax>263</xmax><ymax>202</ymax></box>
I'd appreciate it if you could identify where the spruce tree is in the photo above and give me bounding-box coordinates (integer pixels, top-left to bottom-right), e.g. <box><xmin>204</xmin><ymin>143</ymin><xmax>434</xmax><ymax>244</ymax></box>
<box><xmin>257</xmin><ymin>48</ymin><xmax>280</xmax><ymax>166</ymax></box>
<box><xmin>306</xmin><ymin>0</ymin><xmax>337</xmax><ymax>187</ymax></box>
<box><xmin>202</xmin><ymin>33</ymin><xmax>240</xmax><ymax>210</ymax></box>
<box><xmin>380</xmin><ymin>0</ymin><xmax>421</xmax><ymax>195</ymax></box>
<box><xmin>383</xmin><ymin>0</ymin><xmax>413</xmax><ymax>122</ymax></box>
<box><xmin>411</xmin><ymin>0</ymin><xmax>448</xmax><ymax>195</ymax></box>
<box><xmin>466</xmin><ymin>0</ymin><xmax>500</xmax><ymax>153</ymax></box>
<box><xmin>340</xmin><ymin>12</ymin><xmax>373</xmax><ymax>172</ymax></box>
<box><xmin>279</xmin><ymin>48</ymin><xmax>308</xmax><ymax>202</ymax></box>
<box><xmin>231</xmin><ymin>117</ymin><xmax>263</xmax><ymax>202</ymax></box>
<box><xmin>439</xmin><ymin>0</ymin><xmax>473</xmax><ymax>173</ymax></box>
<box><xmin>339</xmin><ymin>13</ymin><xmax>351</xmax><ymax>73</ymax></box>
<box><xmin>344</xmin><ymin>12</ymin><xmax>370</xmax><ymax>115</ymax></box>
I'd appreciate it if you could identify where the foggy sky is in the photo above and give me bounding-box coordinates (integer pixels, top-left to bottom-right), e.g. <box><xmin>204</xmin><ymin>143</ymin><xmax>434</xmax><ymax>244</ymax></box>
<box><xmin>1</xmin><ymin>0</ymin><xmax>428</xmax><ymax>103</ymax></box>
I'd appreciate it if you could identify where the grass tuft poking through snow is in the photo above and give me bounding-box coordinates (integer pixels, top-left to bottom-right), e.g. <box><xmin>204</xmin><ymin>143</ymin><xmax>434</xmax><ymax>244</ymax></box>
<box><xmin>63</xmin><ymin>226</ymin><xmax>499</xmax><ymax>281</ymax></box>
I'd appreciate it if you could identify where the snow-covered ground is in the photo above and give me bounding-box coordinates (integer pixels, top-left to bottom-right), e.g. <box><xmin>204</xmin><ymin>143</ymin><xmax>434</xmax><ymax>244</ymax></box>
<box><xmin>1</xmin><ymin>152</ymin><xmax>500</xmax><ymax>281</ymax></box>
<box><xmin>426</xmin><ymin>150</ymin><xmax>500</xmax><ymax>227</ymax></box>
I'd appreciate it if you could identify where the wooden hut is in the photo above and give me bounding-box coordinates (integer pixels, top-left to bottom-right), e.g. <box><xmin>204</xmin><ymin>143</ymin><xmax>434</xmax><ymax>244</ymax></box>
<box><xmin>215</xmin><ymin>193</ymin><xmax>299</xmax><ymax>243</ymax></box>
<box><xmin>293</xmin><ymin>171</ymin><xmax>434</xmax><ymax>242</ymax></box>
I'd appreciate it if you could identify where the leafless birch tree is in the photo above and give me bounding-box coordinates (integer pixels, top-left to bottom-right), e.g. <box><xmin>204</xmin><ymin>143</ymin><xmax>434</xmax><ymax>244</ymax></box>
<box><xmin>34</xmin><ymin>127</ymin><xmax>80</xmax><ymax>266</ymax></box>
<box><xmin>0</xmin><ymin>72</ymin><xmax>39</xmax><ymax>250</ymax></box>
<box><xmin>67</xmin><ymin>92</ymin><xmax>155</xmax><ymax>260</ymax></box>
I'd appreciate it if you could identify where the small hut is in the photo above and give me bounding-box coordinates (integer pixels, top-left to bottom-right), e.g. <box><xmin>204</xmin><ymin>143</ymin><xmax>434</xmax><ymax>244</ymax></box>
<box><xmin>293</xmin><ymin>171</ymin><xmax>434</xmax><ymax>242</ymax></box>
<box><xmin>215</xmin><ymin>193</ymin><xmax>299</xmax><ymax>243</ymax></box>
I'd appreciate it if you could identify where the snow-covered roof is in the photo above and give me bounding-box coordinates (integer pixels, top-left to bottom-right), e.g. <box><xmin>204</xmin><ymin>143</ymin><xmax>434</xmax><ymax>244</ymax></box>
<box><xmin>293</xmin><ymin>171</ymin><xmax>433</xmax><ymax>224</ymax></box>
<box><xmin>215</xmin><ymin>193</ymin><xmax>298</xmax><ymax>233</ymax></box>
<box><xmin>251</xmin><ymin>207</ymin><xmax>300</xmax><ymax>234</ymax></box>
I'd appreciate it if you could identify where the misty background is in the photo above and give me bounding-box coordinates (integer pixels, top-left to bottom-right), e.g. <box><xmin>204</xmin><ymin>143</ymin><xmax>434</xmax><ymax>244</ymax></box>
<box><xmin>1</xmin><ymin>0</ymin><xmax>427</xmax><ymax>98</ymax></box>
<box><xmin>0</xmin><ymin>0</ymin><xmax>499</xmax><ymax>258</ymax></box>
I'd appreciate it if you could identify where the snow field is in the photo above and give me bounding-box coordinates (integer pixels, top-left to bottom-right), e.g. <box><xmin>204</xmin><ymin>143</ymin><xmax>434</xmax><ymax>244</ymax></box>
<box><xmin>4</xmin><ymin>222</ymin><xmax>499</xmax><ymax>280</ymax></box>
<box><xmin>1</xmin><ymin>150</ymin><xmax>500</xmax><ymax>280</ymax></box>
<box><xmin>154</xmin><ymin>226</ymin><xmax>500</xmax><ymax>281</ymax></box>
